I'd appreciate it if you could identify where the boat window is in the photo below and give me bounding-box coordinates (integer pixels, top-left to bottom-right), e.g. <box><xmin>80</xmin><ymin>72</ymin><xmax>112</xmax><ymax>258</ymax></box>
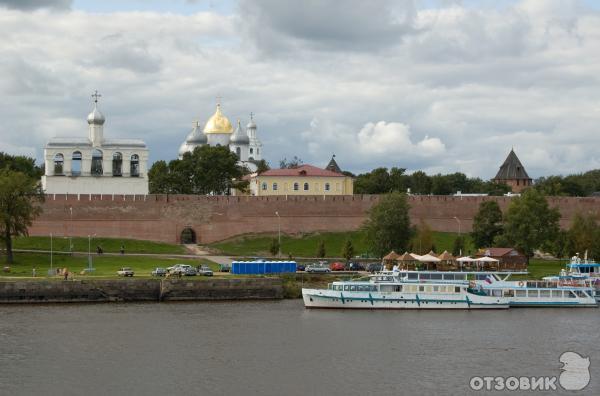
<box><xmin>454</xmin><ymin>286</ymin><xmax>461</xmax><ymax>293</ymax></box>
<box><xmin>575</xmin><ymin>290</ymin><xmax>586</xmax><ymax>298</ymax></box>
<box><xmin>567</xmin><ymin>291</ymin><xmax>577</xmax><ymax>298</ymax></box>
<box><xmin>552</xmin><ymin>290</ymin><xmax>562</xmax><ymax>298</ymax></box>
<box><xmin>503</xmin><ymin>290</ymin><xmax>514</xmax><ymax>297</ymax></box>
<box><xmin>350</xmin><ymin>285</ymin><xmax>357</xmax><ymax>291</ymax></box>
<box><xmin>418</xmin><ymin>286</ymin><xmax>425</xmax><ymax>292</ymax></box>
<box><xmin>433</xmin><ymin>286</ymin><xmax>439</xmax><ymax>292</ymax></box>
<box><xmin>443</xmin><ymin>274</ymin><xmax>453</xmax><ymax>280</ymax></box>
<box><xmin>394</xmin><ymin>286</ymin><xmax>401</xmax><ymax>292</ymax></box>
<box><xmin>528</xmin><ymin>290</ymin><xmax>539</xmax><ymax>298</ymax></box>
<box><xmin>421</xmin><ymin>274</ymin><xmax>431</xmax><ymax>279</ymax></box>
<box><xmin>431</xmin><ymin>274</ymin><xmax>442</xmax><ymax>280</ymax></box>
<box><xmin>407</xmin><ymin>273</ymin><xmax>418</xmax><ymax>280</ymax></box>
<box><xmin>515</xmin><ymin>290</ymin><xmax>526</xmax><ymax>297</ymax></box>
<box><xmin>344</xmin><ymin>285</ymin><xmax>350</xmax><ymax>291</ymax></box>
<box><xmin>540</xmin><ymin>290</ymin><xmax>551</xmax><ymax>298</ymax></box>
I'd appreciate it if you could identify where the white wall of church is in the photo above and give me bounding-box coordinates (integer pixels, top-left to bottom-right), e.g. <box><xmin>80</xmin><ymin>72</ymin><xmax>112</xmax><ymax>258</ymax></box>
<box><xmin>206</xmin><ymin>133</ymin><xmax>231</xmax><ymax>147</ymax></box>
<box><xmin>42</xmin><ymin>175</ymin><xmax>149</xmax><ymax>195</ymax></box>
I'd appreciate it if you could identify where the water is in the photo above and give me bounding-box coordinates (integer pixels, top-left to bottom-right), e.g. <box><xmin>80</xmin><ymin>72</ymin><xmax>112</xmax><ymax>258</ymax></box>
<box><xmin>1</xmin><ymin>300</ymin><xmax>599</xmax><ymax>396</ymax></box>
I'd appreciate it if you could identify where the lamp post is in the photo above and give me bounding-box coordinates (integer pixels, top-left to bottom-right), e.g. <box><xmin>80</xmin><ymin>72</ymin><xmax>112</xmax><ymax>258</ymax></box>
<box><xmin>87</xmin><ymin>234</ymin><xmax>96</xmax><ymax>271</ymax></box>
<box><xmin>50</xmin><ymin>233</ymin><xmax>53</xmax><ymax>273</ymax></box>
<box><xmin>69</xmin><ymin>206</ymin><xmax>73</xmax><ymax>255</ymax></box>
<box><xmin>453</xmin><ymin>216</ymin><xmax>462</xmax><ymax>257</ymax></box>
<box><xmin>275</xmin><ymin>211</ymin><xmax>281</xmax><ymax>258</ymax></box>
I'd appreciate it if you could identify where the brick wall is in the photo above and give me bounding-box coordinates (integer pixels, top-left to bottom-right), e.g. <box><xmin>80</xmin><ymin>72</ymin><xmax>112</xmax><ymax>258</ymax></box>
<box><xmin>28</xmin><ymin>194</ymin><xmax>600</xmax><ymax>244</ymax></box>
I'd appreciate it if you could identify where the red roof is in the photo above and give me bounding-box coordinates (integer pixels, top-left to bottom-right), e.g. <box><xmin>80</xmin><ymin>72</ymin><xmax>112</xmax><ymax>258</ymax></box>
<box><xmin>476</xmin><ymin>248</ymin><xmax>523</xmax><ymax>257</ymax></box>
<box><xmin>259</xmin><ymin>165</ymin><xmax>346</xmax><ymax>177</ymax></box>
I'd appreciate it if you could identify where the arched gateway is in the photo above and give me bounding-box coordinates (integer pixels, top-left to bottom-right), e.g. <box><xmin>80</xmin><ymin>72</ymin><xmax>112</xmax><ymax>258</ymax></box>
<box><xmin>180</xmin><ymin>227</ymin><xmax>196</xmax><ymax>244</ymax></box>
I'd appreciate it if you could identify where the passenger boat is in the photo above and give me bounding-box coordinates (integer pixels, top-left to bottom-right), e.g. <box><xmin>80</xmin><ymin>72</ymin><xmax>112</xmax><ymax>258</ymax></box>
<box><xmin>542</xmin><ymin>256</ymin><xmax>600</xmax><ymax>302</ymax></box>
<box><xmin>302</xmin><ymin>272</ymin><xmax>509</xmax><ymax>309</ymax></box>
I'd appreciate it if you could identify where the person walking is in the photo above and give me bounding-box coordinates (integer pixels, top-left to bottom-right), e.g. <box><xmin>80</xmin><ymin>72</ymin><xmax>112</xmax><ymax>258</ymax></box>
<box><xmin>120</xmin><ymin>244</ymin><xmax>125</xmax><ymax>255</ymax></box>
<box><xmin>32</xmin><ymin>268</ymin><xmax>36</xmax><ymax>277</ymax></box>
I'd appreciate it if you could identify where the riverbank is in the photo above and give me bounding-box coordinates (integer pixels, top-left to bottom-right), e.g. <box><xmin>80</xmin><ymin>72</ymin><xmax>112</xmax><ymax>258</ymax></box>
<box><xmin>0</xmin><ymin>278</ymin><xmax>283</xmax><ymax>303</ymax></box>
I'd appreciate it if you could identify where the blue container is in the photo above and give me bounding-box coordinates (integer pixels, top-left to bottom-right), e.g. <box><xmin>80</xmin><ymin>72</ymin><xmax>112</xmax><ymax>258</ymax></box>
<box><xmin>231</xmin><ymin>260</ymin><xmax>297</xmax><ymax>275</ymax></box>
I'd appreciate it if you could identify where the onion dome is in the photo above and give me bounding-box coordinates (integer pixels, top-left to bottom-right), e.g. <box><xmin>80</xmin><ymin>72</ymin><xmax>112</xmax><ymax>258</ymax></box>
<box><xmin>230</xmin><ymin>120</ymin><xmax>249</xmax><ymax>144</ymax></box>
<box><xmin>186</xmin><ymin>121</ymin><xmax>207</xmax><ymax>144</ymax></box>
<box><xmin>246</xmin><ymin>116</ymin><xmax>256</xmax><ymax>130</ymax></box>
<box><xmin>203</xmin><ymin>103</ymin><xmax>233</xmax><ymax>134</ymax></box>
<box><xmin>178</xmin><ymin>141</ymin><xmax>192</xmax><ymax>157</ymax></box>
<box><xmin>87</xmin><ymin>104</ymin><xmax>105</xmax><ymax>125</ymax></box>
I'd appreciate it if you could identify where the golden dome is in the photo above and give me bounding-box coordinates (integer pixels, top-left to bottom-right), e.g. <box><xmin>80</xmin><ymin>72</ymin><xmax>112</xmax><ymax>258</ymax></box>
<box><xmin>203</xmin><ymin>104</ymin><xmax>233</xmax><ymax>134</ymax></box>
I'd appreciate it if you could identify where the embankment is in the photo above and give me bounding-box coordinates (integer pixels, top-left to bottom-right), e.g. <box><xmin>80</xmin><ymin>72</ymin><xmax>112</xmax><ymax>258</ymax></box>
<box><xmin>0</xmin><ymin>278</ymin><xmax>283</xmax><ymax>303</ymax></box>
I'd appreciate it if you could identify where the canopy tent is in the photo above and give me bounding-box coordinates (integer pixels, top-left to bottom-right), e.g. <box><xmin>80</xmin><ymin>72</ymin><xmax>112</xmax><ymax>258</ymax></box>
<box><xmin>438</xmin><ymin>250</ymin><xmax>456</xmax><ymax>270</ymax></box>
<box><xmin>398</xmin><ymin>252</ymin><xmax>417</xmax><ymax>261</ymax></box>
<box><xmin>476</xmin><ymin>256</ymin><xmax>499</xmax><ymax>262</ymax></box>
<box><xmin>383</xmin><ymin>251</ymin><xmax>400</xmax><ymax>261</ymax></box>
<box><xmin>438</xmin><ymin>251</ymin><xmax>455</xmax><ymax>261</ymax></box>
<box><xmin>417</xmin><ymin>253</ymin><xmax>441</xmax><ymax>262</ymax></box>
<box><xmin>456</xmin><ymin>256</ymin><xmax>476</xmax><ymax>270</ymax></box>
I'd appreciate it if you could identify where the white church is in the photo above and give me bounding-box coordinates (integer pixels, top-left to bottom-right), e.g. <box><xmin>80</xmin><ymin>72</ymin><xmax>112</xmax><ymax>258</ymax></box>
<box><xmin>41</xmin><ymin>92</ymin><xmax>149</xmax><ymax>195</ymax></box>
<box><xmin>178</xmin><ymin>103</ymin><xmax>263</xmax><ymax>172</ymax></box>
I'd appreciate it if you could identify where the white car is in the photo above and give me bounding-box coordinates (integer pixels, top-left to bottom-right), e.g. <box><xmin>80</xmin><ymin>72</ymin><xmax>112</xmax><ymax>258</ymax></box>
<box><xmin>167</xmin><ymin>264</ymin><xmax>194</xmax><ymax>275</ymax></box>
<box><xmin>305</xmin><ymin>264</ymin><xmax>331</xmax><ymax>273</ymax></box>
<box><xmin>117</xmin><ymin>267</ymin><xmax>134</xmax><ymax>277</ymax></box>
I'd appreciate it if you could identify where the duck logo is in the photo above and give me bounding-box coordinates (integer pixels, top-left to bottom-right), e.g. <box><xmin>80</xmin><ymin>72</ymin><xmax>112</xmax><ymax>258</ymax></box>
<box><xmin>559</xmin><ymin>352</ymin><xmax>590</xmax><ymax>391</ymax></box>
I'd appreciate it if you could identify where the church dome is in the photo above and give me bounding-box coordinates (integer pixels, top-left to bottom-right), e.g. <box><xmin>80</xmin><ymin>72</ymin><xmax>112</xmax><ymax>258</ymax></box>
<box><xmin>186</xmin><ymin>121</ymin><xmax>207</xmax><ymax>144</ymax></box>
<box><xmin>178</xmin><ymin>141</ymin><xmax>192</xmax><ymax>157</ymax></box>
<box><xmin>230</xmin><ymin>120</ymin><xmax>250</xmax><ymax>144</ymax></box>
<box><xmin>203</xmin><ymin>104</ymin><xmax>233</xmax><ymax>134</ymax></box>
<box><xmin>87</xmin><ymin>105</ymin><xmax>105</xmax><ymax>125</ymax></box>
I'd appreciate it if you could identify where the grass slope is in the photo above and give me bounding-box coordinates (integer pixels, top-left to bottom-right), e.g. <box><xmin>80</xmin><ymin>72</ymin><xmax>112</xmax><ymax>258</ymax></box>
<box><xmin>0</xmin><ymin>252</ymin><xmax>218</xmax><ymax>278</ymax></box>
<box><xmin>12</xmin><ymin>236</ymin><xmax>186</xmax><ymax>255</ymax></box>
<box><xmin>209</xmin><ymin>230</ymin><xmax>474</xmax><ymax>258</ymax></box>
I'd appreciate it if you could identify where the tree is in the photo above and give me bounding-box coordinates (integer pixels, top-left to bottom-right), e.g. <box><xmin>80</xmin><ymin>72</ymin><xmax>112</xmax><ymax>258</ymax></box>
<box><xmin>148</xmin><ymin>160</ymin><xmax>172</xmax><ymax>194</ymax></box>
<box><xmin>502</xmin><ymin>189</ymin><xmax>561</xmax><ymax>256</ymax></box>
<box><xmin>341</xmin><ymin>239</ymin><xmax>354</xmax><ymax>261</ymax></box>
<box><xmin>410</xmin><ymin>220</ymin><xmax>433</xmax><ymax>255</ymax></box>
<box><xmin>354</xmin><ymin>167</ymin><xmax>391</xmax><ymax>194</ymax></box>
<box><xmin>0</xmin><ymin>169</ymin><xmax>44</xmax><ymax>264</ymax></box>
<box><xmin>452</xmin><ymin>236</ymin><xmax>465</xmax><ymax>257</ymax></box>
<box><xmin>471</xmin><ymin>201</ymin><xmax>504</xmax><ymax>248</ymax></box>
<box><xmin>255</xmin><ymin>159</ymin><xmax>270</xmax><ymax>174</ymax></box>
<box><xmin>410</xmin><ymin>171</ymin><xmax>432</xmax><ymax>194</ymax></box>
<box><xmin>279</xmin><ymin>156</ymin><xmax>303</xmax><ymax>169</ymax></box>
<box><xmin>567</xmin><ymin>213</ymin><xmax>598</xmax><ymax>258</ymax></box>
<box><xmin>316</xmin><ymin>240</ymin><xmax>326</xmax><ymax>258</ymax></box>
<box><xmin>269</xmin><ymin>238</ymin><xmax>280</xmax><ymax>257</ymax></box>
<box><xmin>0</xmin><ymin>152</ymin><xmax>42</xmax><ymax>179</ymax></box>
<box><xmin>362</xmin><ymin>193</ymin><xmax>412</xmax><ymax>258</ymax></box>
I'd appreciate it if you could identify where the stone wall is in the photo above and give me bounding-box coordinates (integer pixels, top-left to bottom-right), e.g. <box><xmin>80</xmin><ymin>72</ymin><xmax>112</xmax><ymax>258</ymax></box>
<box><xmin>28</xmin><ymin>194</ymin><xmax>600</xmax><ymax>245</ymax></box>
<box><xmin>0</xmin><ymin>278</ymin><xmax>283</xmax><ymax>303</ymax></box>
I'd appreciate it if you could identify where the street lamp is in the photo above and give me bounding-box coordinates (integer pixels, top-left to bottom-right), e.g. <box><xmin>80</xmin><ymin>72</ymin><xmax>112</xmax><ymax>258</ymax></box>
<box><xmin>87</xmin><ymin>234</ymin><xmax>96</xmax><ymax>272</ymax></box>
<box><xmin>275</xmin><ymin>211</ymin><xmax>281</xmax><ymax>258</ymax></box>
<box><xmin>50</xmin><ymin>233</ymin><xmax>53</xmax><ymax>274</ymax></box>
<box><xmin>453</xmin><ymin>216</ymin><xmax>462</xmax><ymax>256</ymax></box>
<box><xmin>69</xmin><ymin>206</ymin><xmax>73</xmax><ymax>255</ymax></box>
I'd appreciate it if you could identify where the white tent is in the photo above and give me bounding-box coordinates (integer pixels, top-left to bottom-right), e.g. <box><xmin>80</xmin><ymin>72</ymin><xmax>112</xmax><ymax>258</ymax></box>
<box><xmin>417</xmin><ymin>253</ymin><xmax>441</xmax><ymax>262</ymax></box>
<box><xmin>457</xmin><ymin>256</ymin><xmax>476</xmax><ymax>262</ymax></box>
<box><xmin>476</xmin><ymin>256</ymin><xmax>499</xmax><ymax>262</ymax></box>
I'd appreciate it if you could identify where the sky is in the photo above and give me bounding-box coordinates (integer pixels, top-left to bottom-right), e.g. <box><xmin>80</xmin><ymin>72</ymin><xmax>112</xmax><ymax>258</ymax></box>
<box><xmin>1</xmin><ymin>0</ymin><xmax>600</xmax><ymax>179</ymax></box>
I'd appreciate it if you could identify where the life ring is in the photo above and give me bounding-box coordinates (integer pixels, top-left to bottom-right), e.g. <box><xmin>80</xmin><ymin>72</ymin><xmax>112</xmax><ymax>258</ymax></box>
<box><xmin>518</xmin><ymin>281</ymin><xmax>525</xmax><ymax>287</ymax></box>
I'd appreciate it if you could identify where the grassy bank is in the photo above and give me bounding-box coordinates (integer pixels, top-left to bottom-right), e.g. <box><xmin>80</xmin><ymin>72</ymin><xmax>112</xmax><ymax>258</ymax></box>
<box><xmin>11</xmin><ymin>236</ymin><xmax>186</xmax><ymax>255</ymax></box>
<box><xmin>0</xmin><ymin>252</ymin><xmax>218</xmax><ymax>278</ymax></box>
<box><xmin>209</xmin><ymin>230</ymin><xmax>474</xmax><ymax>258</ymax></box>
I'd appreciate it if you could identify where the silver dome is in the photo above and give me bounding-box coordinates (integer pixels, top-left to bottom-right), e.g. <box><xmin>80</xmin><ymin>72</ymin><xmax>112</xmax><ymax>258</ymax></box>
<box><xmin>87</xmin><ymin>105</ymin><xmax>105</xmax><ymax>125</ymax></box>
<box><xmin>230</xmin><ymin>120</ymin><xmax>250</xmax><ymax>144</ymax></box>
<box><xmin>186</xmin><ymin>122</ymin><xmax>207</xmax><ymax>144</ymax></box>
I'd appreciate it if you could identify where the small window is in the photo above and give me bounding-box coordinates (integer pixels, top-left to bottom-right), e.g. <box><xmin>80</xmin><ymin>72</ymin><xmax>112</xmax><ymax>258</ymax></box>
<box><xmin>91</xmin><ymin>149</ymin><xmax>103</xmax><ymax>176</ymax></box>
<box><xmin>130</xmin><ymin>154</ymin><xmax>140</xmax><ymax>177</ymax></box>
<box><xmin>250</xmin><ymin>148</ymin><xmax>254</xmax><ymax>154</ymax></box>
<box><xmin>454</xmin><ymin>286</ymin><xmax>461</xmax><ymax>293</ymax></box>
<box><xmin>272</xmin><ymin>183</ymin><xmax>278</xmax><ymax>191</ymax></box>
<box><xmin>303</xmin><ymin>182</ymin><xmax>309</xmax><ymax>191</ymax></box>
<box><xmin>112</xmin><ymin>152</ymin><xmax>122</xmax><ymax>177</ymax></box>
<box><xmin>418</xmin><ymin>286</ymin><xmax>424</xmax><ymax>292</ymax></box>
<box><xmin>236</xmin><ymin>147</ymin><xmax>241</xmax><ymax>157</ymax></box>
<box><xmin>71</xmin><ymin>151</ymin><xmax>82</xmax><ymax>176</ymax></box>
<box><xmin>257</xmin><ymin>148</ymin><xmax>259</xmax><ymax>155</ymax></box>
<box><xmin>293</xmin><ymin>182</ymin><xmax>299</xmax><ymax>191</ymax></box>
<box><xmin>262</xmin><ymin>182</ymin><xmax>267</xmax><ymax>191</ymax></box>
<box><xmin>53</xmin><ymin>153</ymin><xmax>64</xmax><ymax>175</ymax></box>
<box><xmin>325</xmin><ymin>183</ymin><xmax>330</xmax><ymax>191</ymax></box>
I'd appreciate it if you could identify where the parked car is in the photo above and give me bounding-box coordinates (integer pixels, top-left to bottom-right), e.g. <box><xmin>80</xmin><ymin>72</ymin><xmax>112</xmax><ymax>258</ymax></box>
<box><xmin>296</xmin><ymin>264</ymin><xmax>306</xmax><ymax>272</ymax></box>
<box><xmin>306</xmin><ymin>264</ymin><xmax>331</xmax><ymax>273</ymax></box>
<box><xmin>330</xmin><ymin>262</ymin><xmax>345</xmax><ymax>271</ymax></box>
<box><xmin>167</xmin><ymin>264</ymin><xmax>194</xmax><ymax>275</ymax></box>
<box><xmin>367</xmin><ymin>263</ymin><xmax>383</xmax><ymax>273</ymax></box>
<box><xmin>183</xmin><ymin>267</ymin><xmax>197</xmax><ymax>276</ymax></box>
<box><xmin>117</xmin><ymin>267</ymin><xmax>134</xmax><ymax>277</ymax></box>
<box><xmin>197</xmin><ymin>265</ymin><xmax>214</xmax><ymax>276</ymax></box>
<box><xmin>347</xmin><ymin>262</ymin><xmax>365</xmax><ymax>271</ymax></box>
<box><xmin>219</xmin><ymin>264</ymin><xmax>231</xmax><ymax>272</ymax></box>
<box><xmin>151</xmin><ymin>267</ymin><xmax>167</xmax><ymax>277</ymax></box>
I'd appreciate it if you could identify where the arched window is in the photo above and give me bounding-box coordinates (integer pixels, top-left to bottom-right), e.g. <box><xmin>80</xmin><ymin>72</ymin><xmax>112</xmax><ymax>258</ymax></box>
<box><xmin>53</xmin><ymin>153</ymin><xmax>64</xmax><ymax>175</ymax></box>
<box><xmin>72</xmin><ymin>151</ymin><xmax>82</xmax><ymax>176</ymax></box>
<box><xmin>236</xmin><ymin>147</ymin><xmax>241</xmax><ymax>158</ymax></box>
<box><xmin>130</xmin><ymin>154</ymin><xmax>139</xmax><ymax>177</ymax></box>
<box><xmin>91</xmin><ymin>149</ymin><xmax>103</xmax><ymax>176</ymax></box>
<box><xmin>304</xmin><ymin>182</ymin><xmax>309</xmax><ymax>191</ymax></box>
<box><xmin>325</xmin><ymin>183</ymin><xmax>330</xmax><ymax>191</ymax></box>
<box><xmin>257</xmin><ymin>148</ymin><xmax>260</xmax><ymax>155</ymax></box>
<box><xmin>250</xmin><ymin>148</ymin><xmax>254</xmax><ymax>154</ymax></box>
<box><xmin>112</xmin><ymin>152</ymin><xmax>122</xmax><ymax>176</ymax></box>
<box><xmin>293</xmin><ymin>182</ymin><xmax>299</xmax><ymax>191</ymax></box>
<box><xmin>272</xmin><ymin>182</ymin><xmax>278</xmax><ymax>191</ymax></box>
<box><xmin>262</xmin><ymin>182</ymin><xmax>267</xmax><ymax>191</ymax></box>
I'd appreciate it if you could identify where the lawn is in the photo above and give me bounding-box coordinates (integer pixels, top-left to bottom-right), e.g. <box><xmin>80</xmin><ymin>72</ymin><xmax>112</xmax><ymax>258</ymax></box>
<box><xmin>512</xmin><ymin>259</ymin><xmax>566</xmax><ymax>280</ymax></box>
<box><xmin>0</xmin><ymin>252</ymin><xmax>219</xmax><ymax>279</ymax></box>
<box><xmin>209</xmin><ymin>230</ymin><xmax>473</xmax><ymax>258</ymax></box>
<box><xmin>11</xmin><ymin>236</ymin><xmax>186</xmax><ymax>255</ymax></box>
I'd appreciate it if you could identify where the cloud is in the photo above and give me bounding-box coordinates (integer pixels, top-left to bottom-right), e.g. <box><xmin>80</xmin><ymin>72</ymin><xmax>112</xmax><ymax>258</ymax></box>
<box><xmin>0</xmin><ymin>0</ymin><xmax>71</xmax><ymax>10</ymax></box>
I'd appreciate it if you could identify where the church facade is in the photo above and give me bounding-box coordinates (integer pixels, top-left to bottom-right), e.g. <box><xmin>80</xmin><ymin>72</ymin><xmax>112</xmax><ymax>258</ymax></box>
<box><xmin>41</xmin><ymin>93</ymin><xmax>149</xmax><ymax>195</ymax></box>
<box><xmin>178</xmin><ymin>104</ymin><xmax>263</xmax><ymax>172</ymax></box>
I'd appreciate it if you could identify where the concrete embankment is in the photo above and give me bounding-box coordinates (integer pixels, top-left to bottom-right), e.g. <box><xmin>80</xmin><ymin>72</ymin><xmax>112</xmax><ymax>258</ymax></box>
<box><xmin>0</xmin><ymin>278</ymin><xmax>283</xmax><ymax>303</ymax></box>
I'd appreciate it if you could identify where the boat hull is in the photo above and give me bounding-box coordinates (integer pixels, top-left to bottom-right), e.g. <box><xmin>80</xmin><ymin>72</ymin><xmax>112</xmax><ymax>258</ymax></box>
<box><xmin>302</xmin><ymin>289</ymin><xmax>509</xmax><ymax>309</ymax></box>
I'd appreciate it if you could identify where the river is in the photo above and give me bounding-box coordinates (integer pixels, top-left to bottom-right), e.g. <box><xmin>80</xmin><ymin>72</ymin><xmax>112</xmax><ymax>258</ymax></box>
<box><xmin>1</xmin><ymin>300</ymin><xmax>599</xmax><ymax>395</ymax></box>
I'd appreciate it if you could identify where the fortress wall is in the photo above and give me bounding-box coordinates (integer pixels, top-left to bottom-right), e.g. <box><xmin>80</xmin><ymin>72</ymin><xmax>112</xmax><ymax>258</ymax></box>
<box><xmin>28</xmin><ymin>194</ymin><xmax>600</xmax><ymax>244</ymax></box>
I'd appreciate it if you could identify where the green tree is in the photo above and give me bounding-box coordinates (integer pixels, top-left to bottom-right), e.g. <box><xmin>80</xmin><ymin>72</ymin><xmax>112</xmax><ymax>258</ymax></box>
<box><xmin>148</xmin><ymin>160</ymin><xmax>172</xmax><ymax>194</ymax></box>
<box><xmin>550</xmin><ymin>230</ymin><xmax>571</xmax><ymax>259</ymax></box>
<box><xmin>316</xmin><ymin>240</ymin><xmax>326</xmax><ymax>258</ymax></box>
<box><xmin>567</xmin><ymin>213</ymin><xmax>598</xmax><ymax>258</ymax></box>
<box><xmin>354</xmin><ymin>167</ymin><xmax>391</xmax><ymax>194</ymax></box>
<box><xmin>410</xmin><ymin>220</ymin><xmax>434</xmax><ymax>255</ymax></box>
<box><xmin>0</xmin><ymin>169</ymin><xmax>44</xmax><ymax>264</ymax></box>
<box><xmin>269</xmin><ymin>237</ymin><xmax>280</xmax><ymax>257</ymax></box>
<box><xmin>471</xmin><ymin>201</ymin><xmax>504</xmax><ymax>248</ymax></box>
<box><xmin>362</xmin><ymin>193</ymin><xmax>412</xmax><ymax>258</ymax></box>
<box><xmin>255</xmin><ymin>159</ymin><xmax>270</xmax><ymax>174</ymax></box>
<box><xmin>341</xmin><ymin>239</ymin><xmax>354</xmax><ymax>261</ymax></box>
<box><xmin>452</xmin><ymin>236</ymin><xmax>465</xmax><ymax>257</ymax></box>
<box><xmin>279</xmin><ymin>156</ymin><xmax>303</xmax><ymax>169</ymax></box>
<box><xmin>0</xmin><ymin>152</ymin><xmax>42</xmax><ymax>179</ymax></box>
<box><xmin>502</xmin><ymin>189</ymin><xmax>561</xmax><ymax>256</ymax></box>
<box><xmin>410</xmin><ymin>171</ymin><xmax>432</xmax><ymax>194</ymax></box>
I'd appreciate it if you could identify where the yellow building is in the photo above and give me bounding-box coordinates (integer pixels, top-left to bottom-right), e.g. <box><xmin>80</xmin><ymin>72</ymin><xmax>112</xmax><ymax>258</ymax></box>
<box><xmin>247</xmin><ymin>164</ymin><xmax>353</xmax><ymax>196</ymax></box>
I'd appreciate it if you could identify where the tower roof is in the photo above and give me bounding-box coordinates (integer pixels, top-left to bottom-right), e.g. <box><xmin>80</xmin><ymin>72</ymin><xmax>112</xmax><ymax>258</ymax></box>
<box><xmin>230</xmin><ymin>120</ymin><xmax>250</xmax><ymax>144</ymax></box>
<box><xmin>203</xmin><ymin>103</ymin><xmax>233</xmax><ymax>134</ymax></box>
<box><xmin>494</xmin><ymin>149</ymin><xmax>531</xmax><ymax>180</ymax></box>
<box><xmin>325</xmin><ymin>155</ymin><xmax>342</xmax><ymax>174</ymax></box>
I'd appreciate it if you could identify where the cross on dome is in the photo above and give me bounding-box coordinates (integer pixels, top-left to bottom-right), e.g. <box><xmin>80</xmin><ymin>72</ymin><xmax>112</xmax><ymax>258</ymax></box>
<box><xmin>92</xmin><ymin>90</ymin><xmax>102</xmax><ymax>104</ymax></box>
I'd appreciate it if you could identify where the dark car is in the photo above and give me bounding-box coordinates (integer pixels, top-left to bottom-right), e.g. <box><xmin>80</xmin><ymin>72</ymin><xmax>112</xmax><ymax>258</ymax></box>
<box><xmin>296</xmin><ymin>264</ymin><xmax>306</xmax><ymax>271</ymax></box>
<box><xmin>219</xmin><ymin>264</ymin><xmax>231</xmax><ymax>272</ymax></box>
<box><xmin>330</xmin><ymin>262</ymin><xmax>345</xmax><ymax>271</ymax></box>
<box><xmin>367</xmin><ymin>263</ymin><xmax>383</xmax><ymax>273</ymax></box>
<box><xmin>347</xmin><ymin>262</ymin><xmax>365</xmax><ymax>271</ymax></box>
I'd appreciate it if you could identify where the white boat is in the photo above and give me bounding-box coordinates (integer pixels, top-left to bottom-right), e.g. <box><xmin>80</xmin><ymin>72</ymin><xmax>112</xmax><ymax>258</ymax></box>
<box><xmin>302</xmin><ymin>273</ymin><xmax>509</xmax><ymax>309</ymax></box>
<box><xmin>542</xmin><ymin>255</ymin><xmax>600</xmax><ymax>302</ymax></box>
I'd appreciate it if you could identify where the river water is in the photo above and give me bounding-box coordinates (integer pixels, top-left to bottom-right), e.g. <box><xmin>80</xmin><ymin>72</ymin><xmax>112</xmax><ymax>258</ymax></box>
<box><xmin>1</xmin><ymin>300</ymin><xmax>599</xmax><ymax>396</ymax></box>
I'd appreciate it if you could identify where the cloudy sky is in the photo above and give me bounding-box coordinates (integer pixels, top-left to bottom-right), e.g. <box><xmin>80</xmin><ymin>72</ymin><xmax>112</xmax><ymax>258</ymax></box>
<box><xmin>1</xmin><ymin>0</ymin><xmax>600</xmax><ymax>179</ymax></box>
